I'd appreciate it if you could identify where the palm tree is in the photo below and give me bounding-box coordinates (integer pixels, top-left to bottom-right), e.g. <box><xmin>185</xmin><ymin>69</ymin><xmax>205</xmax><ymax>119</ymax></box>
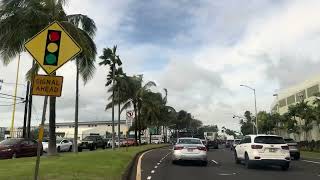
<box><xmin>99</xmin><ymin>46</ymin><xmax>122</xmax><ymax>150</ymax></box>
<box><xmin>105</xmin><ymin>68</ymin><xmax>127</xmax><ymax>148</ymax></box>
<box><xmin>0</xmin><ymin>0</ymin><xmax>96</xmax><ymax>155</ymax></box>
<box><xmin>119</xmin><ymin>75</ymin><xmax>156</xmax><ymax>144</ymax></box>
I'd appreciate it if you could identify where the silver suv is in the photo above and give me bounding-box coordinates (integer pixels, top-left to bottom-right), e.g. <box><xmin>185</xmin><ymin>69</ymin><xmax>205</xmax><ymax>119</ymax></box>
<box><xmin>284</xmin><ymin>138</ymin><xmax>300</xmax><ymax>160</ymax></box>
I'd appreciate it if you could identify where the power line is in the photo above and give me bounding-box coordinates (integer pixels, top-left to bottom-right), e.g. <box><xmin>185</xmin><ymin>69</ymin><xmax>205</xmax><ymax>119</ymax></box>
<box><xmin>0</xmin><ymin>93</ymin><xmax>25</xmax><ymax>100</ymax></box>
<box><xmin>0</xmin><ymin>101</ymin><xmax>25</xmax><ymax>107</ymax></box>
<box><xmin>0</xmin><ymin>96</ymin><xmax>17</xmax><ymax>100</ymax></box>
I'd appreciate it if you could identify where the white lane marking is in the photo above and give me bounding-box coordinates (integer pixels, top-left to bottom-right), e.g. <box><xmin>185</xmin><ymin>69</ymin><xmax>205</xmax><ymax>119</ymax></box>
<box><xmin>302</xmin><ymin>160</ymin><xmax>320</xmax><ymax>164</ymax></box>
<box><xmin>147</xmin><ymin>176</ymin><xmax>152</xmax><ymax>180</ymax></box>
<box><xmin>218</xmin><ymin>173</ymin><xmax>236</xmax><ymax>176</ymax></box>
<box><xmin>211</xmin><ymin>160</ymin><xmax>218</xmax><ymax>165</ymax></box>
<box><xmin>136</xmin><ymin>150</ymin><xmax>154</xmax><ymax>180</ymax></box>
<box><xmin>157</xmin><ymin>163</ymin><xmax>160</xmax><ymax>165</ymax></box>
<box><xmin>154</xmin><ymin>166</ymin><xmax>158</xmax><ymax>169</ymax></box>
<box><xmin>151</xmin><ymin>170</ymin><xmax>155</xmax><ymax>174</ymax></box>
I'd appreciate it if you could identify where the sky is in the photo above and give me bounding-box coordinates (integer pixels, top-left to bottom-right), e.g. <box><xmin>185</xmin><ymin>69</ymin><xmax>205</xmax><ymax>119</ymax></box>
<box><xmin>1</xmin><ymin>0</ymin><xmax>320</xmax><ymax>131</ymax></box>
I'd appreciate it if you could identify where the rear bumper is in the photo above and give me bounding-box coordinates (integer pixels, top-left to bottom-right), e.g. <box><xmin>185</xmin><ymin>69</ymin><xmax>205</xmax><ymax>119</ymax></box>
<box><xmin>250</xmin><ymin>159</ymin><xmax>290</xmax><ymax>166</ymax></box>
<box><xmin>289</xmin><ymin>151</ymin><xmax>300</xmax><ymax>157</ymax></box>
<box><xmin>172</xmin><ymin>152</ymin><xmax>207</xmax><ymax>161</ymax></box>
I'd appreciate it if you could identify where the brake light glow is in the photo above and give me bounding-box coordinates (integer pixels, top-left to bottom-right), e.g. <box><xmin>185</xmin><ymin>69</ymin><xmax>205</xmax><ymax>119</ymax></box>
<box><xmin>251</xmin><ymin>145</ymin><xmax>263</xmax><ymax>149</ymax></box>
<box><xmin>174</xmin><ymin>146</ymin><xmax>184</xmax><ymax>150</ymax></box>
<box><xmin>281</xmin><ymin>146</ymin><xmax>289</xmax><ymax>150</ymax></box>
<box><xmin>197</xmin><ymin>146</ymin><xmax>207</xmax><ymax>151</ymax></box>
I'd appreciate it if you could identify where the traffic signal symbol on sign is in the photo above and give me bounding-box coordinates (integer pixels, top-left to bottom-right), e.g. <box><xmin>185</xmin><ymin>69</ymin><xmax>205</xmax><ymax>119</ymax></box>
<box><xmin>44</xmin><ymin>30</ymin><xmax>61</xmax><ymax>66</ymax></box>
<box><xmin>24</xmin><ymin>21</ymin><xmax>82</xmax><ymax>75</ymax></box>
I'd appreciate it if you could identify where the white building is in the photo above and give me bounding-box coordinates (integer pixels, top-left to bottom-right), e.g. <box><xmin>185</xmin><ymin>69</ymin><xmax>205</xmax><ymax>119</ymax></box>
<box><xmin>271</xmin><ymin>75</ymin><xmax>320</xmax><ymax>141</ymax></box>
<box><xmin>45</xmin><ymin>120</ymin><xmax>128</xmax><ymax>140</ymax></box>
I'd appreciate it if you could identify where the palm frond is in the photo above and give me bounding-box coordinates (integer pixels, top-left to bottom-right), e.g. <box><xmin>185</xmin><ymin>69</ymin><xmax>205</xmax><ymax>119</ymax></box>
<box><xmin>66</xmin><ymin>14</ymin><xmax>96</xmax><ymax>37</ymax></box>
<box><xmin>121</xmin><ymin>100</ymin><xmax>132</xmax><ymax>113</ymax></box>
<box><xmin>25</xmin><ymin>62</ymin><xmax>39</xmax><ymax>81</ymax></box>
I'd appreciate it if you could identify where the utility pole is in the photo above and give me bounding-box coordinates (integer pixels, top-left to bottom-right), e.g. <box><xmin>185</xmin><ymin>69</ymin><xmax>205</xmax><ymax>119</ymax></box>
<box><xmin>240</xmin><ymin>84</ymin><xmax>258</xmax><ymax>134</ymax></box>
<box><xmin>10</xmin><ymin>54</ymin><xmax>21</xmax><ymax>137</ymax></box>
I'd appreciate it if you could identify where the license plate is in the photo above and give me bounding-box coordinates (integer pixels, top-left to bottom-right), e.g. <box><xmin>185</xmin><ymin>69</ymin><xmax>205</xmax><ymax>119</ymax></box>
<box><xmin>187</xmin><ymin>148</ymin><xmax>193</xmax><ymax>152</ymax></box>
<box><xmin>269</xmin><ymin>148</ymin><xmax>276</xmax><ymax>152</ymax></box>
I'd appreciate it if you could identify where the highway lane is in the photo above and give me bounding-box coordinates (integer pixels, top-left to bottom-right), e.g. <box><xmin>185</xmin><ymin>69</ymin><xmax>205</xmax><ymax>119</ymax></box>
<box><xmin>140</xmin><ymin>147</ymin><xmax>320</xmax><ymax>180</ymax></box>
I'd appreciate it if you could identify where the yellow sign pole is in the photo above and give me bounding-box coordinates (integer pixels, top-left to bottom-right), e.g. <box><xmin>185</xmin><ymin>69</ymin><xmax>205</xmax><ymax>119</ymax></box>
<box><xmin>10</xmin><ymin>54</ymin><xmax>21</xmax><ymax>137</ymax></box>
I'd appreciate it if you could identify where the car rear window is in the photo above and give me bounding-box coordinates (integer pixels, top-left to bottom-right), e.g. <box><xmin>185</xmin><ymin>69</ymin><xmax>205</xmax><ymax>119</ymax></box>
<box><xmin>254</xmin><ymin>136</ymin><xmax>285</xmax><ymax>144</ymax></box>
<box><xmin>178</xmin><ymin>139</ymin><xmax>202</xmax><ymax>144</ymax></box>
<box><xmin>284</xmin><ymin>138</ymin><xmax>296</xmax><ymax>143</ymax></box>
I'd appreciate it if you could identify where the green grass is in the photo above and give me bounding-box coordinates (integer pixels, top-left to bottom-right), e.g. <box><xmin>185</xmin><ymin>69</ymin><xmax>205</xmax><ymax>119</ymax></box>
<box><xmin>0</xmin><ymin>144</ymin><xmax>167</xmax><ymax>180</ymax></box>
<box><xmin>301</xmin><ymin>151</ymin><xmax>320</xmax><ymax>159</ymax></box>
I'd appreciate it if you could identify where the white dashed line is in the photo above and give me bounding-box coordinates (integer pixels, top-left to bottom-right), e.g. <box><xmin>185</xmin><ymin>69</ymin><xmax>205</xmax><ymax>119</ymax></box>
<box><xmin>218</xmin><ymin>173</ymin><xmax>236</xmax><ymax>176</ymax></box>
<box><xmin>157</xmin><ymin>163</ymin><xmax>160</xmax><ymax>165</ymax></box>
<box><xmin>147</xmin><ymin>176</ymin><xmax>152</xmax><ymax>180</ymax></box>
<box><xmin>151</xmin><ymin>170</ymin><xmax>155</xmax><ymax>174</ymax></box>
<box><xmin>211</xmin><ymin>160</ymin><xmax>218</xmax><ymax>165</ymax></box>
<box><xmin>154</xmin><ymin>166</ymin><xmax>158</xmax><ymax>169</ymax></box>
<box><xmin>302</xmin><ymin>160</ymin><xmax>320</xmax><ymax>164</ymax></box>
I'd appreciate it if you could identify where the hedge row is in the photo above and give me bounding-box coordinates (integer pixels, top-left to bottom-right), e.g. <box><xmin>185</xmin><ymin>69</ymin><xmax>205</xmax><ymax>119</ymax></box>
<box><xmin>298</xmin><ymin>141</ymin><xmax>320</xmax><ymax>152</ymax></box>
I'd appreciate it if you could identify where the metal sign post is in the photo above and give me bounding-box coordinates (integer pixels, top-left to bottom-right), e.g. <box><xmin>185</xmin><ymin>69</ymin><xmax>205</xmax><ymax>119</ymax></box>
<box><xmin>34</xmin><ymin>95</ymin><xmax>48</xmax><ymax>180</ymax></box>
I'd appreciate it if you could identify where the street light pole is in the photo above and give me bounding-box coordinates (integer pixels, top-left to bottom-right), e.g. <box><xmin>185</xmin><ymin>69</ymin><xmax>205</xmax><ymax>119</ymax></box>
<box><xmin>240</xmin><ymin>84</ymin><xmax>258</xmax><ymax>134</ymax></box>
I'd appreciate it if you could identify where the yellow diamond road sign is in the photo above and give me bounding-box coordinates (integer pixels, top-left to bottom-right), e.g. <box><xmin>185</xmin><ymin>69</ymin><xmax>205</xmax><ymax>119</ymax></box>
<box><xmin>24</xmin><ymin>21</ymin><xmax>82</xmax><ymax>75</ymax></box>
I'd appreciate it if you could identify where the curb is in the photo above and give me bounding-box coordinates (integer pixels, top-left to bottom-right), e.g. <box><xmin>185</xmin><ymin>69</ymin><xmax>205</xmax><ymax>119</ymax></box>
<box><xmin>121</xmin><ymin>145</ymin><xmax>170</xmax><ymax>180</ymax></box>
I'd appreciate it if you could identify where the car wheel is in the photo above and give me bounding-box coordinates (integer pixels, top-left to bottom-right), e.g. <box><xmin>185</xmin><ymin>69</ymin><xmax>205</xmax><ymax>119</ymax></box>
<box><xmin>201</xmin><ymin>161</ymin><xmax>208</xmax><ymax>166</ymax></box>
<box><xmin>69</xmin><ymin>145</ymin><xmax>72</xmax><ymax>152</ymax></box>
<box><xmin>281</xmin><ymin>163</ymin><xmax>290</xmax><ymax>171</ymax></box>
<box><xmin>12</xmin><ymin>152</ymin><xmax>17</xmax><ymax>159</ymax></box>
<box><xmin>234</xmin><ymin>151</ymin><xmax>241</xmax><ymax>164</ymax></box>
<box><xmin>102</xmin><ymin>144</ymin><xmax>106</xmax><ymax>149</ymax></box>
<box><xmin>78</xmin><ymin>147</ymin><xmax>82</xmax><ymax>152</ymax></box>
<box><xmin>244</xmin><ymin>153</ymin><xmax>252</xmax><ymax>169</ymax></box>
<box><xmin>57</xmin><ymin>146</ymin><xmax>61</xmax><ymax>153</ymax></box>
<box><xmin>294</xmin><ymin>154</ymin><xmax>300</xmax><ymax>160</ymax></box>
<box><xmin>172</xmin><ymin>160</ymin><xmax>177</xmax><ymax>165</ymax></box>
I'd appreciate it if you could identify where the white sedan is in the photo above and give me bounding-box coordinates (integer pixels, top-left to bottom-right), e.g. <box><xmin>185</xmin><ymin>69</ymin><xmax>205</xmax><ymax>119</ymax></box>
<box><xmin>172</xmin><ymin>138</ymin><xmax>208</xmax><ymax>166</ymax></box>
<box><xmin>42</xmin><ymin>139</ymin><xmax>73</xmax><ymax>152</ymax></box>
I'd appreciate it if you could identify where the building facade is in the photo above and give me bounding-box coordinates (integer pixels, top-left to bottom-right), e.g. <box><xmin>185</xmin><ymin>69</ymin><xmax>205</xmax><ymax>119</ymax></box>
<box><xmin>271</xmin><ymin>76</ymin><xmax>320</xmax><ymax>141</ymax></box>
<box><xmin>44</xmin><ymin>120</ymin><xmax>128</xmax><ymax>140</ymax></box>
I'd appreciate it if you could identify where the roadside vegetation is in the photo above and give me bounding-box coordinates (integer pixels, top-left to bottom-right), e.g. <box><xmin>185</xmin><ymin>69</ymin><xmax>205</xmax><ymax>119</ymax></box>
<box><xmin>0</xmin><ymin>144</ymin><xmax>167</xmax><ymax>180</ymax></box>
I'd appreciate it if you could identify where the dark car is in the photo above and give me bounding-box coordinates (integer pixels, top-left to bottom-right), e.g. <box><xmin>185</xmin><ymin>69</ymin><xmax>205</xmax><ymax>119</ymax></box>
<box><xmin>78</xmin><ymin>135</ymin><xmax>106</xmax><ymax>151</ymax></box>
<box><xmin>206</xmin><ymin>140</ymin><xmax>219</xmax><ymax>149</ymax></box>
<box><xmin>284</xmin><ymin>138</ymin><xmax>300</xmax><ymax>160</ymax></box>
<box><xmin>0</xmin><ymin>138</ymin><xmax>42</xmax><ymax>159</ymax></box>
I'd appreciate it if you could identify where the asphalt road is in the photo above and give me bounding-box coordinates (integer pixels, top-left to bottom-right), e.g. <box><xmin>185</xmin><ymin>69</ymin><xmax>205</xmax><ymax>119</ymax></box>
<box><xmin>137</xmin><ymin>146</ymin><xmax>320</xmax><ymax>180</ymax></box>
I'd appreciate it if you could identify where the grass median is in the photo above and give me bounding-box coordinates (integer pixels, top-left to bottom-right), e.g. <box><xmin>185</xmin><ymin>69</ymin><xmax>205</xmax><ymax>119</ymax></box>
<box><xmin>0</xmin><ymin>144</ymin><xmax>168</xmax><ymax>180</ymax></box>
<box><xmin>301</xmin><ymin>151</ymin><xmax>320</xmax><ymax>159</ymax></box>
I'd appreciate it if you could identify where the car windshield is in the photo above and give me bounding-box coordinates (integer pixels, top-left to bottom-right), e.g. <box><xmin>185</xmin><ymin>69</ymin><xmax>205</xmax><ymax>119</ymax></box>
<box><xmin>83</xmin><ymin>136</ymin><xmax>95</xmax><ymax>141</ymax></box>
<box><xmin>235</xmin><ymin>140</ymin><xmax>241</xmax><ymax>144</ymax></box>
<box><xmin>254</xmin><ymin>136</ymin><xmax>285</xmax><ymax>144</ymax></box>
<box><xmin>0</xmin><ymin>139</ymin><xmax>21</xmax><ymax>145</ymax></box>
<box><xmin>177</xmin><ymin>139</ymin><xmax>202</xmax><ymax>144</ymax></box>
<box><xmin>284</xmin><ymin>139</ymin><xmax>296</xmax><ymax>143</ymax></box>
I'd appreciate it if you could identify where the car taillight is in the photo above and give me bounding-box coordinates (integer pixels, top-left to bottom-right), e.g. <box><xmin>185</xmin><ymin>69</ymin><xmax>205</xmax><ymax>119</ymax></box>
<box><xmin>197</xmin><ymin>146</ymin><xmax>207</xmax><ymax>151</ymax></box>
<box><xmin>281</xmin><ymin>146</ymin><xmax>289</xmax><ymax>150</ymax></box>
<box><xmin>251</xmin><ymin>145</ymin><xmax>263</xmax><ymax>149</ymax></box>
<box><xmin>174</xmin><ymin>146</ymin><xmax>184</xmax><ymax>150</ymax></box>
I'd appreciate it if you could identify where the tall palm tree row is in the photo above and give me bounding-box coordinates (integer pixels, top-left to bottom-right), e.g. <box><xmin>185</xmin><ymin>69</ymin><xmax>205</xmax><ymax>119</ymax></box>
<box><xmin>99</xmin><ymin>46</ymin><xmax>122</xmax><ymax>150</ymax></box>
<box><xmin>0</xmin><ymin>0</ymin><xmax>97</xmax><ymax>155</ymax></box>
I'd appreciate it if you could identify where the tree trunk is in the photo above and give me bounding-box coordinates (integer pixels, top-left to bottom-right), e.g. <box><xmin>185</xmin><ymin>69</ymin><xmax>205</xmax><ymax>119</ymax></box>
<box><xmin>133</xmin><ymin>103</ymin><xmax>138</xmax><ymax>145</ymax></box>
<box><xmin>118</xmin><ymin>86</ymin><xmax>121</xmax><ymax>149</ymax></box>
<box><xmin>27</xmin><ymin>61</ymin><xmax>36</xmax><ymax>138</ymax></box>
<box><xmin>48</xmin><ymin>95</ymin><xmax>57</xmax><ymax>155</ymax></box>
<box><xmin>138</xmin><ymin>102</ymin><xmax>141</xmax><ymax>145</ymax></box>
<box><xmin>73</xmin><ymin>63</ymin><xmax>79</xmax><ymax>153</ymax></box>
<box><xmin>111</xmin><ymin>63</ymin><xmax>116</xmax><ymax>150</ymax></box>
